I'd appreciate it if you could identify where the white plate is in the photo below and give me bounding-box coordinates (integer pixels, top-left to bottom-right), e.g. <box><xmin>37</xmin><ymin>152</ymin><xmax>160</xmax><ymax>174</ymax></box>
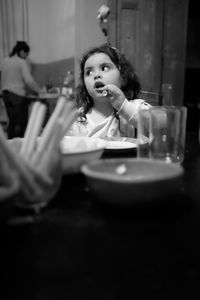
<box><xmin>102</xmin><ymin>137</ymin><xmax>147</xmax><ymax>155</ymax></box>
<box><xmin>106</xmin><ymin>140</ymin><xmax>137</xmax><ymax>150</ymax></box>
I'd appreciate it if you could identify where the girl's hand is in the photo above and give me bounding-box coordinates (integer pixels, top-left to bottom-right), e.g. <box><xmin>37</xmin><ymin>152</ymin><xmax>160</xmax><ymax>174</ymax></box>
<box><xmin>103</xmin><ymin>84</ymin><xmax>126</xmax><ymax>111</ymax></box>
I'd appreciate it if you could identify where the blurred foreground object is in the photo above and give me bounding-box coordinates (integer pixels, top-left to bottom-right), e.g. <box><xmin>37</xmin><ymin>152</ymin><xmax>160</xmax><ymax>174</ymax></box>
<box><xmin>0</xmin><ymin>146</ymin><xmax>20</xmax><ymax>222</ymax></box>
<box><xmin>81</xmin><ymin>158</ymin><xmax>184</xmax><ymax>205</ymax></box>
<box><xmin>0</xmin><ymin>89</ymin><xmax>80</xmax><ymax>213</ymax></box>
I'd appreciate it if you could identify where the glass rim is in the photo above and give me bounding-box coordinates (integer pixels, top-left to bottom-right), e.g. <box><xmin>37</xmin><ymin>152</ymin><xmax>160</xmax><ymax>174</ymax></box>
<box><xmin>150</xmin><ymin>105</ymin><xmax>187</xmax><ymax>111</ymax></box>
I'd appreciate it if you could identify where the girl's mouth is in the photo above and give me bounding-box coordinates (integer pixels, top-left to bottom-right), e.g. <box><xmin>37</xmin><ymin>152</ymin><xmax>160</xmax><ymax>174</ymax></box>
<box><xmin>94</xmin><ymin>82</ymin><xmax>105</xmax><ymax>93</ymax></box>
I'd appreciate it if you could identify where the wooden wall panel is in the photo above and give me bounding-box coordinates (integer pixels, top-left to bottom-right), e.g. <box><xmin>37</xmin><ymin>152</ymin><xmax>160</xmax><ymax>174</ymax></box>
<box><xmin>108</xmin><ymin>0</ymin><xmax>189</xmax><ymax>105</ymax></box>
<box><xmin>108</xmin><ymin>0</ymin><xmax>163</xmax><ymax>103</ymax></box>
<box><xmin>120</xmin><ymin>7</ymin><xmax>138</xmax><ymax>68</ymax></box>
<box><xmin>162</xmin><ymin>0</ymin><xmax>189</xmax><ymax>105</ymax></box>
<box><xmin>107</xmin><ymin>0</ymin><xmax>118</xmax><ymax>46</ymax></box>
<box><xmin>136</xmin><ymin>0</ymin><xmax>163</xmax><ymax>94</ymax></box>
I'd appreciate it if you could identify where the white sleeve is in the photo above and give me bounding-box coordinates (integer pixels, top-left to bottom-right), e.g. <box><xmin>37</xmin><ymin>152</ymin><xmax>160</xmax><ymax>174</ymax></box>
<box><xmin>118</xmin><ymin>98</ymin><xmax>152</xmax><ymax>126</ymax></box>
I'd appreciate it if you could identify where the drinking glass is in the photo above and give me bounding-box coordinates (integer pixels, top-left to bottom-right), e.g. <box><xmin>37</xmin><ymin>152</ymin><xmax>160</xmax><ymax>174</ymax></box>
<box><xmin>137</xmin><ymin>106</ymin><xmax>187</xmax><ymax>163</ymax></box>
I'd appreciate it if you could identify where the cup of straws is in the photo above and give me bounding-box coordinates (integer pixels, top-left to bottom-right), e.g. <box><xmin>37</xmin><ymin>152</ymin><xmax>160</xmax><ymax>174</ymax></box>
<box><xmin>0</xmin><ymin>89</ymin><xmax>80</xmax><ymax>214</ymax></box>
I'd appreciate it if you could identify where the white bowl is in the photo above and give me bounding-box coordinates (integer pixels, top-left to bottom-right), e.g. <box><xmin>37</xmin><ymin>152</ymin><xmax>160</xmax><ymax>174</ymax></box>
<box><xmin>81</xmin><ymin>158</ymin><xmax>184</xmax><ymax>205</ymax></box>
<box><xmin>60</xmin><ymin>136</ymin><xmax>107</xmax><ymax>174</ymax></box>
<box><xmin>7</xmin><ymin>136</ymin><xmax>107</xmax><ymax>175</ymax></box>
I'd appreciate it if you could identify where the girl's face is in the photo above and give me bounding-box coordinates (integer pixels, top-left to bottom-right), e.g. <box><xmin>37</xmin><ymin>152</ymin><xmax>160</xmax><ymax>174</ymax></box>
<box><xmin>84</xmin><ymin>52</ymin><xmax>122</xmax><ymax>101</ymax></box>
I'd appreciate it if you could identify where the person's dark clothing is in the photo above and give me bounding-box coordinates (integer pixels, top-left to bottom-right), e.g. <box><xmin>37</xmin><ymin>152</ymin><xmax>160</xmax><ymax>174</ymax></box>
<box><xmin>3</xmin><ymin>90</ymin><xmax>29</xmax><ymax>138</ymax></box>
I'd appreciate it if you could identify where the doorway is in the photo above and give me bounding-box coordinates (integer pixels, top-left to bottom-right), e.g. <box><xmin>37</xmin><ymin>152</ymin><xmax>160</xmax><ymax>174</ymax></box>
<box><xmin>184</xmin><ymin>1</ymin><xmax>200</xmax><ymax>132</ymax></box>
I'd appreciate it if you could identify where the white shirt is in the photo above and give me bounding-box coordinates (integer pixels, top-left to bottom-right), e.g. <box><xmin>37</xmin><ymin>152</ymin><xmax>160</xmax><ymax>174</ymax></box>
<box><xmin>67</xmin><ymin>98</ymin><xmax>151</xmax><ymax>138</ymax></box>
<box><xmin>1</xmin><ymin>55</ymin><xmax>40</xmax><ymax>96</ymax></box>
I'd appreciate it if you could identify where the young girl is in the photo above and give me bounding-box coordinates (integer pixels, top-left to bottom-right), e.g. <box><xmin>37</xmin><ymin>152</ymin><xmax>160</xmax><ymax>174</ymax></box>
<box><xmin>67</xmin><ymin>43</ymin><xmax>151</xmax><ymax>138</ymax></box>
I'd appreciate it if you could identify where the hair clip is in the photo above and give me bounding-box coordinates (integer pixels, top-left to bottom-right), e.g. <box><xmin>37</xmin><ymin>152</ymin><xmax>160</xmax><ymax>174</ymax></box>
<box><xmin>109</xmin><ymin>45</ymin><xmax>121</xmax><ymax>61</ymax></box>
<box><xmin>110</xmin><ymin>46</ymin><xmax>118</xmax><ymax>52</ymax></box>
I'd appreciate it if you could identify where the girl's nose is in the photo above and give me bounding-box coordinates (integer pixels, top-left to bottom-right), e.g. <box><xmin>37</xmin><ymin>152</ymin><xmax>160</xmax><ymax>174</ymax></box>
<box><xmin>94</xmin><ymin>71</ymin><xmax>102</xmax><ymax>79</ymax></box>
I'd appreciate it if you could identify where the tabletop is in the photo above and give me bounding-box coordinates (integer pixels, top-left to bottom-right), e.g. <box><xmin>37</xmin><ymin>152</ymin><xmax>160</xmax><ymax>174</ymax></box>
<box><xmin>0</xmin><ymin>130</ymin><xmax>200</xmax><ymax>300</ymax></box>
<box><xmin>27</xmin><ymin>87</ymin><xmax>60</xmax><ymax>100</ymax></box>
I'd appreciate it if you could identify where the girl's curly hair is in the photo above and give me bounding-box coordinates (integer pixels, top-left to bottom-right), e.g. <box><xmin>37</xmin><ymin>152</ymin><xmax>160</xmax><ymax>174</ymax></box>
<box><xmin>75</xmin><ymin>43</ymin><xmax>141</xmax><ymax>120</ymax></box>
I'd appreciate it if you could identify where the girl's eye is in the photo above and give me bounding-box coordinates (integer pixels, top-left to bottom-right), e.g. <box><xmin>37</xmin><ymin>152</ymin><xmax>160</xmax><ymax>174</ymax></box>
<box><xmin>85</xmin><ymin>69</ymin><xmax>92</xmax><ymax>76</ymax></box>
<box><xmin>102</xmin><ymin>65</ymin><xmax>109</xmax><ymax>71</ymax></box>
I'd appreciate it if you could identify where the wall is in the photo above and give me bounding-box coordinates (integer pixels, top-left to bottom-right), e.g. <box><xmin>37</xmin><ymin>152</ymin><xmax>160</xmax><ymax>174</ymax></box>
<box><xmin>75</xmin><ymin>0</ymin><xmax>107</xmax><ymax>83</ymax></box>
<box><xmin>28</xmin><ymin>0</ymin><xmax>75</xmax><ymax>64</ymax></box>
<box><xmin>27</xmin><ymin>0</ymin><xmax>75</xmax><ymax>86</ymax></box>
<box><xmin>28</xmin><ymin>0</ymin><xmax>107</xmax><ymax>86</ymax></box>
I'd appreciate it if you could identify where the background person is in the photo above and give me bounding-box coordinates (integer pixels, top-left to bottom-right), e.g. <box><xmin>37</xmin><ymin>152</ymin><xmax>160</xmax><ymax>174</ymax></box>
<box><xmin>1</xmin><ymin>40</ymin><xmax>44</xmax><ymax>138</ymax></box>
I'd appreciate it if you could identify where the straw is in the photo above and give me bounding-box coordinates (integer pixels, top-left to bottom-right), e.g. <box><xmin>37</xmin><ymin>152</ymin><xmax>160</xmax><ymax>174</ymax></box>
<box><xmin>31</xmin><ymin>118</ymin><xmax>64</xmax><ymax>165</ymax></box>
<box><xmin>23</xmin><ymin>103</ymin><xmax>47</xmax><ymax>160</ymax></box>
<box><xmin>20</xmin><ymin>102</ymin><xmax>40</xmax><ymax>155</ymax></box>
<box><xmin>36</xmin><ymin>95</ymin><xmax>67</xmax><ymax>154</ymax></box>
